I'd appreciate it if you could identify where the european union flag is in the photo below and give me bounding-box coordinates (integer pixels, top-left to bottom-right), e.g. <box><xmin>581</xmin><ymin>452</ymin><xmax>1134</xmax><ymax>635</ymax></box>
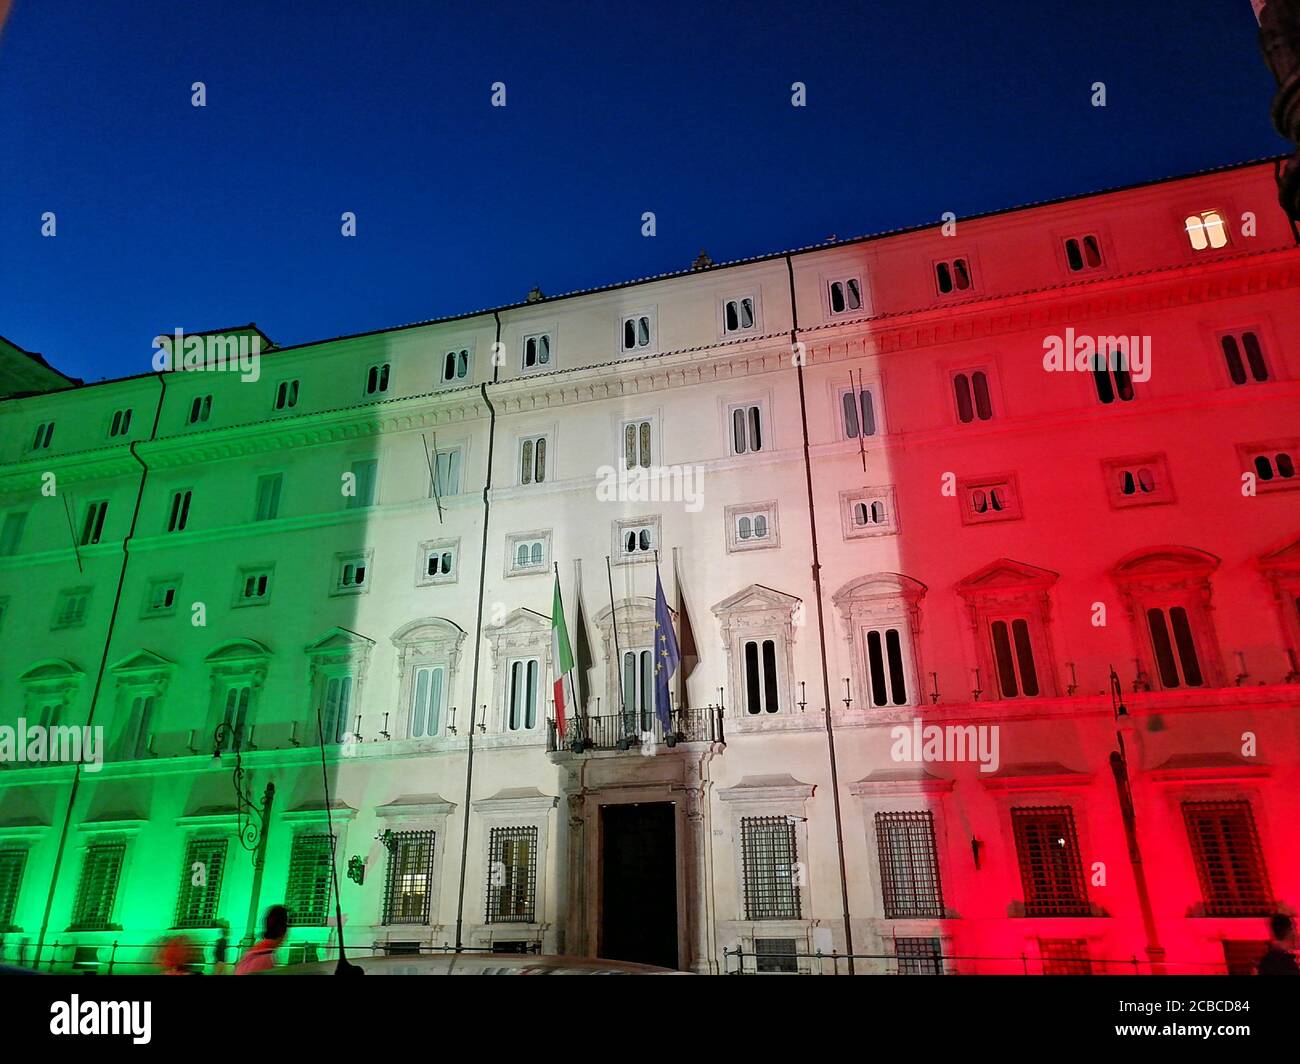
<box><xmin>653</xmin><ymin>570</ymin><xmax>681</xmax><ymax>733</ymax></box>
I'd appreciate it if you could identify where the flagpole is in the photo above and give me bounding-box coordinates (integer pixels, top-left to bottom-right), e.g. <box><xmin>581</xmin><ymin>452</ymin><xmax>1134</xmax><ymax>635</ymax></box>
<box><xmin>552</xmin><ymin>561</ymin><xmax>579</xmax><ymax>749</ymax></box>
<box><xmin>605</xmin><ymin>555</ymin><xmax>629</xmax><ymax>741</ymax></box>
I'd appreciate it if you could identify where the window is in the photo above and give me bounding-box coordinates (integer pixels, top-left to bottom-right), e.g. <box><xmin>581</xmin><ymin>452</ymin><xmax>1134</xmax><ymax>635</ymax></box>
<box><xmin>622</xmin><ymin>648</ymin><xmax>655</xmax><ymax>732</ymax></box>
<box><xmin>383</xmin><ymin>830</ymin><xmax>437</xmax><ymax>924</ymax></box>
<box><xmin>863</xmin><ymin>627</ymin><xmax>911</xmax><ymax>706</ymax></box>
<box><xmin>839</xmin><ymin>487</ymin><xmax>898</xmax><ymax>539</ymax></box>
<box><xmin>1185</xmin><ymin>209</ymin><xmax>1228</xmax><ymax>251</ymax></box>
<box><xmin>116</xmin><ymin>693</ymin><xmax>155</xmax><ymax>760</ymax></box>
<box><xmin>729</xmin><ymin>403</ymin><xmax>765</xmax><ymax>454</ymax></box>
<box><xmin>743</xmin><ymin>639</ymin><xmax>780</xmax><ymax>715</ymax></box>
<box><xmin>70</xmin><ymin>840</ymin><xmax>126</xmax><ymax>931</ymax></box>
<box><xmin>951</xmin><ymin>370</ymin><xmax>993</xmax><ymax>423</ymax></box>
<box><xmin>1103</xmin><ymin>454</ymin><xmax>1173</xmax><ymax>508</ymax></box>
<box><xmin>285</xmin><ymin>833</ymin><xmax>334</xmax><ymax>926</ymax></box>
<box><xmin>347</xmin><ymin>459</ymin><xmax>378</xmax><ymax>508</ymax></box>
<box><xmin>420</xmin><ymin>542</ymin><xmax>457</xmax><ymax>583</ymax></box>
<box><xmin>519</xmin><ymin>435</ymin><xmax>547</xmax><ymax>485</ymax></box>
<box><xmin>174</xmin><ymin>838</ymin><xmax>227</xmax><ymax>928</ymax></box>
<box><xmin>167</xmin><ymin>490</ymin><xmax>192</xmax><ymax>532</ymax></box>
<box><xmin>726</xmin><ymin>503</ymin><xmax>778</xmax><ymax>553</ymax></box>
<box><xmin>958</xmin><ymin>475</ymin><xmax>1022</xmax><ymax>524</ymax></box>
<box><xmin>236</xmin><ymin>566</ymin><xmax>273</xmax><ymax>606</ymax></box>
<box><xmin>1040</xmin><ymin>939</ymin><xmax>1091</xmax><ymax>975</ymax></box>
<box><xmin>827</xmin><ymin>277</ymin><xmax>863</xmax><ymax>315</ymax></box>
<box><xmin>621</xmin><ymin>419</ymin><xmax>653</xmax><ymax>470</ymax></box>
<box><xmin>740</xmin><ymin>816</ymin><xmax>800</xmax><ymax>919</ymax></box>
<box><xmin>617</xmin><ymin>520</ymin><xmax>656</xmax><ymax>559</ymax></box>
<box><xmin>840</xmin><ymin>387</ymin><xmax>877</xmax><ymax>439</ymax></box>
<box><xmin>506</xmin><ymin>532</ymin><xmax>549</xmax><ymax>575</ymax></box>
<box><xmin>441</xmin><ymin>348</ymin><xmax>471</xmax><ymax>384</ymax></box>
<box><xmin>754</xmin><ymin>937</ymin><xmax>798</xmax><ymax>973</ymax></box>
<box><xmin>274</xmin><ymin>379</ymin><xmax>300</xmax><ymax>410</ymax></box>
<box><xmin>989</xmin><ymin>617</ymin><xmax>1040</xmax><ymax>698</ymax></box>
<box><xmin>894</xmin><ymin>937</ymin><xmax>943</xmax><ymax>975</ymax></box>
<box><xmin>0</xmin><ymin>511</ymin><xmax>27</xmax><ymax>556</ymax></box>
<box><xmin>486</xmin><ymin>826</ymin><xmax>538</xmax><ymax>923</ymax></box>
<box><xmin>724</xmin><ymin>296</ymin><xmax>757</xmax><ymax>332</ymax></box>
<box><xmin>144</xmin><ymin>577</ymin><xmax>179</xmax><ymax>617</ymax></box>
<box><xmin>215</xmin><ymin>684</ymin><xmax>253</xmax><ymax>751</ymax></box>
<box><xmin>319</xmin><ymin>675</ymin><xmax>353</xmax><ymax>745</ymax></box>
<box><xmin>621</xmin><ymin>313</ymin><xmax>653</xmax><ymax>352</ymax></box>
<box><xmin>1219</xmin><ymin>330</ymin><xmax>1270</xmax><ymax>385</ymax></box>
<box><xmin>187</xmin><ymin>394</ymin><xmax>212</xmax><ymax>425</ymax></box>
<box><xmin>506</xmin><ymin>659</ymin><xmax>540</xmax><ymax>731</ymax></box>
<box><xmin>53</xmin><ymin>587</ymin><xmax>91</xmax><ymax>629</ymax></box>
<box><xmin>79</xmin><ymin>500</ymin><xmax>109</xmax><ymax>546</ymax></box>
<box><xmin>934</xmin><ymin>257</ymin><xmax>973</xmax><ymax>295</ymax></box>
<box><xmin>108</xmin><ymin>408</ymin><xmax>132</xmax><ymax>438</ymax></box>
<box><xmin>1183</xmin><ymin>801</ymin><xmax>1272</xmax><ymax>916</ymax></box>
<box><xmin>1011</xmin><ymin>807</ymin><xmax>1089</xmax><ymax>917</ymax></box>
<box><xmin>1144</xmin><ymin>606</ymin><xmax>1204</xmax><ymax>688</ymax></box>
<box><xmin>365</xmin><ymin>362</ymin><xmax>391</xmax><ymax>395</ymax></box>
<box><xmin>1243</xmin><ymin>444</ymin><xmax>1298</xmax><ymax>489</ymax></box>
<box><xmin>0</xmin><ymin>848</ymin><xmax>27</xmax><ymax>932</ymax></box>
<box><xmin>407</xmin><ymin>665</ymin><xmax>444</xmax><ymax>738</ymax></box>
<box><xmin>432</xmin><ymin>449</ymin><xmax>462</xmax><ymax>497</ymax></box>
<box><xmin>522</xmin><ymin>333</ymin><xmax>551</xmax><ymax>371</ymax></box>
<box><xmin>1091</xmin><ymin>350</ymin><xmax>1136</xmax><ymax>404</ymax></box>
<box><xmin>335</xmin><ymin>552</ymin><xmax>370</xmax><ymax>593</ymax></box>
<box><xmin>876</xmin><ymin>811</ymin><xmax>944</xmax><ymax>918</ymax></box>
<box><xmin>31</xmin><ymin>421</ymin><xmax>55</xmax><ymax>450</ymax></box>
<box><xmin>254</xmin><ymin>473</ymin><xmax>283</xmax><ymax>521</ymax></box>
<box><xmin>1063</xmin><ymin>234</ymin><xmax>1104</xmax><ymax>272</ymax></box>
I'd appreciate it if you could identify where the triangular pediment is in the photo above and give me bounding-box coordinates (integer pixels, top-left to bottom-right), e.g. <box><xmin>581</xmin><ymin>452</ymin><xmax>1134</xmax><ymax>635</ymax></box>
<box><xmin>1111</xmin><ymin>545</ymin><xmax>1218</xmax><ymax>582</ymax></box>
<box><xmin>956</xmin><ymin>558</ymin><xmax>1058</xmax><ymax>594</ymax></box>
<box><xmin>108</xmin><ymin>649</ymin><xmax>174</xmax><ymax>675</ymax></box>
<box><xmin>304</xmin><ymin>627</ymin><xmax>375</xmax><ymax>655</ymax></box>
<box><xmin>711</xmin><ymin>583</ymin><xmax>801</xmax><ymax>616</ymax></box>
<box><xmin>205</xmin><ymin>638</ymin><xmax>272</xmax><ymax>664</ymax></box>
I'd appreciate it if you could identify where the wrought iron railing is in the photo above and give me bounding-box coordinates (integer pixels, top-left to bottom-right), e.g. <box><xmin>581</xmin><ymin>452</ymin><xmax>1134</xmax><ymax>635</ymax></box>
<box><xmin>546</xmin><ymin>705</ymin><xmax>724</xmax><ymax>753</ymax></box>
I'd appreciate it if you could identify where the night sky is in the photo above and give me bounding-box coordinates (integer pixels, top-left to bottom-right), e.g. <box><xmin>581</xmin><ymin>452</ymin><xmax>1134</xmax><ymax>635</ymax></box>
<box><xmin>0</xmin><ymin>0</ymin><xmax>1285</xmax><ymax>383</ymax></box>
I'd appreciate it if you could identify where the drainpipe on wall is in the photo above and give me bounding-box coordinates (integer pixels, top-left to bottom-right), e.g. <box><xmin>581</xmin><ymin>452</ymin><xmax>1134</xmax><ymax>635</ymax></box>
<box><xmin>34</xmin><ymin>371</ymin><xmax>167</xmax><ymax>966</ymax></box>
<box><xmin>453</xmin><ymin>312</ymin><xmax>502</xmax><ymax>951</ymax></box>
<box><xmin>784</xmin><ymin>254</ymin><xmax>856</xmax><ymax>974</ymax></box>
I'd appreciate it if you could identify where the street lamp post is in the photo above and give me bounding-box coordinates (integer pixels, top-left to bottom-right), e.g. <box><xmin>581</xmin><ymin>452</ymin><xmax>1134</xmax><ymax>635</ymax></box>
<box><xmin>213</xmin><ymin>723</ymin><xmax>276</xmax><ymax>948</ymax></box>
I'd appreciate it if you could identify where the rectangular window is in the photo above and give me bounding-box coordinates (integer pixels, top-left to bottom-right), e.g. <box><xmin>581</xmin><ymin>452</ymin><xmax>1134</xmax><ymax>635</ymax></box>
<box><xmin>621</xmin><ymin>313</ymin><xmax>653</xmax><ymax>352</ymax></box>
<box><xmin>845</xmin><ymin>491</ymin><xmax>895</xmax><ymax>536</ymax></box>
<box><xmin>187</xmin><ymin>394</ymin><xmax>212</xmax><ymax>424</ymax></box>
<box><xmin>441</xmin><ymin>348</ymin><xmax>471</xmax><ymax>384</ymax></box>
<box><xmin>254</xmin><ymin>473</ymin><xmax>283</xmax><ymax>521</ymax></box>
<box><xmin>383</xmin><ymin>830</ymin><xmax>437</xmax><ymax>924</ymax></box>
<box><xmin>0</xmin><ymin>848</ymin><xmax>26</xmax><ymax>932</ymax></box>
<box><xmin>895</xmin><ymin>937</ymin><xmax>944</xmax><ymax>975</ymax></box>
<box><xmin>79</xmin><ymin>500</ymin><xmax>109</xmax><ymax>546</ymax></box>
<box><xmin>144</xmin><ymin>578</ymin><xmax>179</xmax><ymax>617</ymax></box>
<box><xmin>285</xmin><ymin>833</ymin><xmax>335</xmax><ymax>926</ymax></box>
<box><xmin>740</xmin><ymin>816</ymin><xmax>800</xmax><ymax>920</ymax></box>
<box><xmin>422</xmin><ymin>544</ymin><xmax>456</xmax><ymax>581</ymax></box>
<box><xmin>960</xmin><ymin>477</ymin><xmax>1021</xmax><ymax>524</ymax></box>
<box><xmin>827</xmin><ymin>277</ymin><xmax>862</xmax><ymax>315</ymax></box>
<box><xmin>1145</xmin><ymin>606</ymin><xmax>1203</xmax><ymax>688</ymax></box>
<box><xmin>274</xmin><ymin>379</ymin><xmax>300</xmax><ymax>410</ymax></box>
<box><xmin>1063</xmin><ymin>234</ymin><xmax>1103</xmax><ymax>272</ymax></box>
<box><xmin>408</xmin><ymin>664</ymin><xmax>444</xmax><ymax>738</ymax></box>
<box><xmin>486</xmin><ymin>826</ymin><xmax>538</xmax><ymax>923</ymax></box>
<box><xmin>728</xmin><ymin>504</ymin><xmax>776</xmax><ymax>551</ymax></box>
<box><xmin>1183</xmin><ymin>800</ymin><xmax>1272</xmax><ymax>916</ymax></box>
<box><xmin>167</xmin><ymin>490</ymin><xmax>192</xmax><ymax>532</ymax></box>
<box><xmin>519</xmin><ymin>435</ymin><xmax>547</xmax><ymax>485</ymax></box>
<box><xmin>0</xmin><ymin>511</ymin><xmax>27</xmax><ymax>556</ymax></box>
<box><xmin>507</xmin><ymin>534</ymin><xmax>548</xmax><ymax>574</ymax></box>
<box><xmin>840</xmin><ymin>387</ymin><xmax>877</xmax><ymax>439</ymax></box>
<box><xmin>864</xmin><ymin>627</ymin><xmax>910</xmax><ymax>706</ymax></box>
<box><xmin>723</xmin><ymin>296</ymin><xmax>757</xmax><ymax>333</ymax></box>
<box><xmin>622</xmin><ymin>419</ymin><xmax>653</xmax><ymax>470</ymax></box>
<box><xmin>70</xmin><ymin>840</ymin><xmax>126</xmax><ymax>931</ymax></box>
<box><xmin>622</xmin><ymin>648</ymin><xmax>655</xmax><ymax>733</ymax></box>
<box><xmin>53</xmin><ymin>587</ymin><xmax>91</xmax><ymax>629</ymax></box>
<box><xmin>236</xmin><ymin>566</ymin><xmax>273</xmax><ymax>605</ymax></box>
<box><xmin>216</xmin><ymin>685</ymin><xmax>252</xmax><ymax>751</ymax></box>
<box><xmin>1185</xmin><ymin>210</ymin><xmax>1228</xmax><ymax>251</ymax></box>
<box><xmin>347</xmin><ymin>459</ymin><xmax>378</xmax><ymax>508</ymax></box>
<box><xmin>1219</xmin><ymin>330</ymin><xmax>1269</xmax><ymax>385</ymax></box>
<box><xmin>320</xmin><ymin>675</ymin><xmax>353</xmax><ymax>744</ymax></box>
<box><xmin>335</xmin><ymin>553</ymin><xmax>369</xmax><ymax>593</ymax></box>
<box><xmin>729</xmin><ymin>403</ymin><xmax>764</xmax><ymax>454</ymax></box>
<box><xmin>952</xmin><ymin>370</ymin><xmax>993</xmax><ymax>423</ymax></box>
<box><xmin>1011</xmin><ymin>807</ymin><xmax>1089</xmax><ymax>917</ymax></box>
<box><xmin>934</xmin><ymin>257</ymin><xmax>973</xmax><ymax>295</ymax></box>
<box><xmin>1104</xmin><ymin>454</ymin><xmax>1173</xmax><ymax>508</ymax></box>
<box><xmin>618</xmin><ymin>521</ymin><xmax>655</xmax><ymax>558</ymax></box>
<box><xmin>876</xmin><ymin>811</ymin><xmax>944</xmax><ymax>918</ymax></box>
<box><xmin>174</xmin><ymin>838</ymin><xmax>227</xmax><ymax>928</ymax></box>
<box><xmin>990</xmin><ymin>617</ymin><xmax>1040</xmax><ymax>698</ymax></box>
<box><xmin>522</xmin><ymin>333</ymin><xmax>552</xmax><ymax>370</ymax></box>
<box><xmin>507</xmin><ymin>659</ymin><xmax>540</xmax><ymax>730</ymax></box>
<box><xmin>433</xmin><ymin>449</ymin><xmax>462</xmax><ymax>497</ymax></box>
<box><xmin>1091</xmin><ymin>351</ymin><xmax>1136</xmax><ymax>404</ymax></box>
<box><xmin>365</xmin><ymin>362</ymin><xmax>391</xmax><ymax>395</ymax></box>
<box><xmin>108</xmin><ymin>408</ymin><xmax>133</xmax><ymax>438</ymax></box>
<box><xmin>116</xmin><ymin>693</ymin><xmax>155</xmax><ymax>760</ymax></box>
<box><xmin>1040</xmin><ymin>938</ymin><xmax>1091</xmax><ymax>975</ymax></box>
<box><xmin>754</xmin><ymin>937</ymin><xmax>798</xmax><ymax>973</ymax></box>
<box><xmin>31</xmin><ymin>421</ymin><xmax>55</xmax><ymax>450</ymax></box>
<box><xmin>1243</xmin><ymin>445</ymin><xmax>1298</xmax><ymax>489</ymax></box>
<box><xmin>743</xmin><ymin>639</ymin><xmax>780</xmax><ymax>714</ymax></box>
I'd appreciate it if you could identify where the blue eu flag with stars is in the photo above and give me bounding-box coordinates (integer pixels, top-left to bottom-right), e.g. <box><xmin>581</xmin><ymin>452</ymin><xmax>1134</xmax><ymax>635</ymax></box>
<box><xmin>653</xmin><ymin>571</ymin><xmax>681</xmax><ymax>733</ymax></box>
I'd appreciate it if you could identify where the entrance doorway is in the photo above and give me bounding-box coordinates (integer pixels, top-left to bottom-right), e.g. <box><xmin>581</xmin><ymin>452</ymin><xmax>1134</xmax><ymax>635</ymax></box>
<box><xmin>599</xmin><ymin>802</ymin><xmax>678</xmax><ymax>969</ymax></box>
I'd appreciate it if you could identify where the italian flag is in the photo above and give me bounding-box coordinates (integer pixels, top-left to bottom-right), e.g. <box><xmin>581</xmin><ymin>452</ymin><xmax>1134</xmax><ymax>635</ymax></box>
<box><xmin>551</xmin><ymin>573</ymin><xmax>576</xmax><ymax>736</ymax></box>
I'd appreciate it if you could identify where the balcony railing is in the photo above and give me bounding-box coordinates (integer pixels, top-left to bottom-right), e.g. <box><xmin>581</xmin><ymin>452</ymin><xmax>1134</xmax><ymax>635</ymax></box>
<box><xmin>546</xmin><ymin>705</ymin><xmax>724</xmax><ymax>753</ymax></box>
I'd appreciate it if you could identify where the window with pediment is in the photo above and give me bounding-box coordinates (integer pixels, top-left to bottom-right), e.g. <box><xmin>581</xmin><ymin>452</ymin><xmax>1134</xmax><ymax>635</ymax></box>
<box><xmin>484</xmin><ymin>609</ymin><xmax>552</xmax><ymax>738</ymax></box>
<box><xmin>956</xmin><ymin>560</ymin><xmax>1061</xmax><ymax>700</ymax></box>
<box><xmin>205</xmin><ymin>640</ymin><xmax>271</xmax><ymax>752</ymax></box>
<box><xmin>832</xmin><ymin>574</ymin><xmax>926</xmax><ymax>709</ymax></box>
<box><xmin>107</xmin><ymin>650</ymin><xmax>174</xmax><ymax>762</ymax></box>
<box><xmin>1258</xmin><ymin>536</ymin><xmax>1300</xmax><ymax>680</ymax></box>
<box><xmin>711</xmin><ymin>585</ymin><xmax>801</xmax><ymax>724</ymax></box>
<box><xmin>391</xmin><ymin>618</ymin><xmax>466</xmax><ymax>740</ymax></box>
<box><xmin>305</xmin><ymin>628</ymin><xmax>375</xmax><ymax>746</ymax></box>
<box><xmin>17</xmin><ymin>659</ymin><xmax>84</xmax><ymax>733</ymax></box>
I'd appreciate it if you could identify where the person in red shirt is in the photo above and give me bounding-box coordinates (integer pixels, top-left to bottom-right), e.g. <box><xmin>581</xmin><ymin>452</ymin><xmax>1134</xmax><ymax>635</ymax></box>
<box><xmin>235</xmin><ymin>905</ymin><xmax>288</xmax><ymax>975</ymax></box>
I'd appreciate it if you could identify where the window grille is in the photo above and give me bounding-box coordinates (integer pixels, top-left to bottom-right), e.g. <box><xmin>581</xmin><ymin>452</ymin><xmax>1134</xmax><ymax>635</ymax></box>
<box><xmin>0</xmin><ymin>848</ymin><xmax>28</xmax><ymax>932</ymax></box>
<box><xmin>740</xmin><ymin>816</ymin><xmax>800</xmax><ymax>920</ymax></box>
<box><xmin>1011</xmin><ymin>807</ymin><xmax>1089</xmax><ymax>916</ymax></box>
<box><xmin>876</xmin><ymin>811</ymin><xmax>943</xmax><ymax>918</ymax></box>
<box><xmin>1040</xmin><ymin>938</ymin><xmax>1091</xmax><ymax>975</ymax></box>
<box><xmin>895</xmin><ymin>936</ymin><xmax>943</xmax><ymax>975</ymax></box>
<box><xmin>286</xmin><ymin>833</ymin><xmax>335</xmax><ymax>926</ymax></box>
<box><xmin>70</xmin><ymin>840</ymin><xmax>126</xmax><ymax>931</ymax></box>
<box><xmin>174</xmin><ymin>838</ymin><xmax>228</xmax><ymax>928</ymax></box>
<box><xmin>1183</xmin><ymin>801</ymin><xmax>1272</xmax><ymax>916</ymax></box>
<box><xmin>486</xmin><ymin>826</ymin><xmax>537</xmax><ymax>923</ymax></box>
<box><xmin>383</xmin><ymin>830</ymin><xmax>437</xmax><ymax>924</ymax></box>
<box><xmin>754</xmin><ymin>937</ymin><xmax>798</xmax><ymax>973</ymax></box>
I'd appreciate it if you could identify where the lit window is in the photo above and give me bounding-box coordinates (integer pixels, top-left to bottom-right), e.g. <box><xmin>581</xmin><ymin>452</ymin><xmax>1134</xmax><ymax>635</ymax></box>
<box><xmin>1185</xmin><ymin>210</ymin><xmax>1228</xmax><ymax>251</ymax></box>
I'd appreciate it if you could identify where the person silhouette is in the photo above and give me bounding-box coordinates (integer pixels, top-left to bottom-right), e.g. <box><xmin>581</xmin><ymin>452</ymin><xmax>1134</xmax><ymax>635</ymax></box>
<box><xmin>235</xmin><ymin>905</ymin><xmax>288</xmax><ymax>975</ymax></box>
<box><xmin>1257</xmin><ymin>913</ymin><xmax>1299</xmax><ymax>975</ymax></box>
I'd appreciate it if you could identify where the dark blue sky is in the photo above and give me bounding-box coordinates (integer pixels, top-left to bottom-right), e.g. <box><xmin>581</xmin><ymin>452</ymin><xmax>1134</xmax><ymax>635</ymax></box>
<box><xmin>0</xmin><ymin>0</ymin><xmax>1285</xmax><ymax>382</ymax></box>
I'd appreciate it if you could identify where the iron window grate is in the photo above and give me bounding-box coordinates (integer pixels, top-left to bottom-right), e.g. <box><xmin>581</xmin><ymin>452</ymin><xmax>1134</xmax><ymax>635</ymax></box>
<box><xmin>0</xmin><ymin>848</ymin><xmax>28</xmax><ymax>932</ymax></box>
<box><xmin>754</xmin><ymin>937</ymin><xmax>798</xmax><ymax>973</ymax></box>
<box><xmin>70</xmin><ymin>840</ymin><xmax>126</xmax><ymax>931</ymax></box>
<box><xmin>285</xmin><ymin>833</ymin><xmax>335</xmax><ymax>927</ymax></box>
<box><xmin>741</xmin><ymin>816</ymin><xmax>801</xmax><ymax>920</ymax></box>
<box><xmin>1011</xmin><ymin>806</ymin><xmax>1090</xmax><ymax>917</ymax></box>
<box><xmin>895</xmin><ymin>936</ymin><xmax>943</xmax><ymax>975</ymax></box>
<box><xmin>382</xmin><ymin>830</ymin><xmax>436</xmax><ymax>925</ymax></box>
<box><xmin>1183</xmin><ymin>800</ymin><xmax>1273</xmax><ymax>916</ymax></box>
<box><xmin>1040</xmin><ymin>938</ymin><xmax>1092</xmax><ymax>975</ymax></box>
<box><xmin>173</xmin><ymin>837</ymin><xmax>228</xmax><ymax>928</ymax></box>
<box><xmin>876</xmin><ymin>811</ymin><xmax>944</xmax><ymax>918</ymax></box>
<box><xmin>486</xmin><ymin>826</ymin><xmax>538</xmax><ymax>924</ymax></box>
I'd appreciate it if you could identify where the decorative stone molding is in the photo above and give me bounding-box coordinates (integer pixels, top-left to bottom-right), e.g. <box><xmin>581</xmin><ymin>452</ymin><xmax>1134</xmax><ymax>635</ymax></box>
<box><xmin>831</xmin><ymin>573</ymin><xmax>927</xmax><ymax>709</ymax></box>
<box><xmin>956</xmin><ymin>558</ymin><xmax>1061</xmax><ymax>699</ymax></box>
<box><xmin>711</xmin><ymin>584</ymin><xmax>801</xmax><ymax>723</ymax></box>
<box><xmin>1257</xmin><ymin>535</ymin><xmax>1300</xmax><ymax>676</ymax></box>
<box><xmin>484</xmin><ymin>608</ymin><xmax>551</xmax><ymax>735</ymax></box>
